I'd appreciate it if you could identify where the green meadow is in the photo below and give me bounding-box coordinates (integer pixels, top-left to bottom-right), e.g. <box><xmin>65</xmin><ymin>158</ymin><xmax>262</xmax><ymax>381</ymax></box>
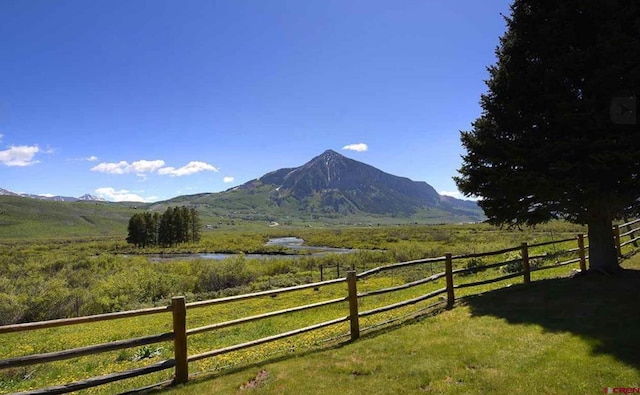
<box><xmin>1</xmin><ymin>217</ymin><xmax>638</xmax><ymax>394</ymax></box>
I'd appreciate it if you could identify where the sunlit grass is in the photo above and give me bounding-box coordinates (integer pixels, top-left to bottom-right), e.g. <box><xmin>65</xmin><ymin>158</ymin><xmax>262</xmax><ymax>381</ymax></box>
<box><xmin>0</xmin><ymin>255</ymin><xmax>591</xmax><ymax>394</ymax></box>
<box><xmin>153</xmin><ymin>256</ymin><xmax>640</xmax><ymax>395</ymax></box>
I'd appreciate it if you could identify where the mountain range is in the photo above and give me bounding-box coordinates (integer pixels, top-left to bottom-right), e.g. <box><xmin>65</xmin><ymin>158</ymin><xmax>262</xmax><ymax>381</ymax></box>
<box><xmin>156</xmin><ymin>149</ymin><xmax>484</xmax><ymax>223</ymax></box>
<box><xmin>1</xmin><ymin>150</ymin><xmax>484</xmax><ymax>225</ymax></box>
<box><xmin>0</xmin><ymin>188</ymin><xmax>104</xmax><ymax>202</ymax></box>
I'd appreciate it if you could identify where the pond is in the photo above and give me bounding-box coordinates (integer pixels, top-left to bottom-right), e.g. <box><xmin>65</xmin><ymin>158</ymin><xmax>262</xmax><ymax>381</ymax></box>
<box><xmin>144</xmin><ymin>237</ymin><xmax>354</xmax><ymax>262</ymax></box>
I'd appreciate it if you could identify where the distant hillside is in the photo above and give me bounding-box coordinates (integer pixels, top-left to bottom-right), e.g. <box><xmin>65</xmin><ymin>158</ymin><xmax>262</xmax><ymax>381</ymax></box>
<box><xmin>157</xmin><ymin>150</ymin><xmax>485</xmax><ymax>224</ymax></box>
<box><xmin>0</xmin><ymin>196</ymin><xmax>142</xmax><ymax>238</ymax></box>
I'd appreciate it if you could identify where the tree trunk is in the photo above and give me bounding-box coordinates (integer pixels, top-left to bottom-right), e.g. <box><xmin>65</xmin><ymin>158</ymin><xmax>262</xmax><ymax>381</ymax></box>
<box><xmin>587</xmin><ymin>206</ymin><xmax>620</xmax><ymax>274</ymax></box>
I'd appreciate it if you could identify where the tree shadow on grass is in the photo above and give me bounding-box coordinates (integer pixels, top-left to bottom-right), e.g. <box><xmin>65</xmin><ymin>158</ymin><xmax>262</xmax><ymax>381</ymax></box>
<box><xmin>140</xmin><ymin>269</ymin><xmax>640</xmax><ymax>394</ymax></box>
<box><xmin>463</xmin><ymin>269</ymin><xmax>640</xmax><ymax>368</ymax></box>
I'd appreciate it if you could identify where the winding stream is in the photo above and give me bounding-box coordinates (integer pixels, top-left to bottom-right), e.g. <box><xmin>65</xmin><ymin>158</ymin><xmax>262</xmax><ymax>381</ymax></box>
<box><xmin>145</xmin><ymin>237</ymin><xmax>354</xmax><ymax>262</ymax></box>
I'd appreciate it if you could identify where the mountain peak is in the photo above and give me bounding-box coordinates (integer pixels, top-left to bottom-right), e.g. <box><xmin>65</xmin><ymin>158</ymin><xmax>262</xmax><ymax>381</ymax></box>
<box><xmin>307</xmin><ymin>149</ymin><xmax>346</xmax><ymax>167</ymax></box>
<box><xmin>0</xmin><ymin>188</ymin><xmax>106</xmax><ymax>202</ymax></box>
<box><xmin>0</xmin><ymin>188</ymin><xmax>20</xmax><ymax>196</ymax></box>
<box><xmin>78</xmin><ymin>194</ymin><xmax>105</xmax><ymax>201</ymax></box>
<box><xmin>319</xmin><ymin>149</ymin><xmax>341</xmax><ymax>157</ymax></box>
<box><xmin>239</xmin><ymin>149</ymin><xmax>449</xmax><ymax>216</ymax></box>
<box><xmin>164</xmin><ymin>151</ymin><xmax>485</xmax><ymax>222</ymax></box>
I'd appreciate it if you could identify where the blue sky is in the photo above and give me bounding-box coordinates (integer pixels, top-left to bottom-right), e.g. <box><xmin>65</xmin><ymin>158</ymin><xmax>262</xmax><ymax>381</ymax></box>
<box><xmin>1</xmin><ymin>0</ymin><xmax>512</xmax><ymax>202</ymax></box>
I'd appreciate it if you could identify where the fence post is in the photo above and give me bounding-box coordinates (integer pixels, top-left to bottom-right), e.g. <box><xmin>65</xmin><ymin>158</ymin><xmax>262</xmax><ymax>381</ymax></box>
<box><xmin>445</xmin><ymin>253</ymin><xmax>455</xmax><ymax>308</ymax></box>
<box><xmin>319</xmin><ymin>265</ymin><xmax>324</xmax><ymax>281</ymax></box>
<box><xmin>521</xmin><ymin>242</ymin><xmax>530</xmax><ymax>284</ymax></box>
<box><xmin>347</xmin><ymin>271</ymin><xmax>360</xmax><ymax>341</ymax></box>
<box><xmin>623</xmin><ymin>217</ymin><xmax>639</xmax><ymax>247</ymax></box>
<box><xmin>336</xmin><ymin>263</ymin><xmax>340</xmax><ymax>278</ymax></box>
<box><xmin>614</xmin><ymin>225</ymin><xmax>622</xmax><ymax>257</ymax></box>
<box><xmin>577</xmin><ymin>234</ymin><xmax>587</xmax><ymax>272</ymax></box>
<box><xmin>172</xmin><ymin>296</ymin><xmax>188</xmax><ymax>385</ymax></box>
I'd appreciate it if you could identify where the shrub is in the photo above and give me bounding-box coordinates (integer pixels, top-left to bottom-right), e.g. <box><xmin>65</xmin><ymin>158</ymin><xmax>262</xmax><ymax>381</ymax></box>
<box><xmin>194</xmin><ymin>256</ymin><xmax>256</xmax><ymax>293</ymax></box>
<box><xmin>461</xmin><ymin>258</ymin><xmax>485</xmax><ymax>276</ymax></box>
<box><xmin>0</xmin><ymin>293</ymin><xmax>26</xmax><ymax>325</ymax></box>
<box><xmin>500</xmin><ymin>251</ymin><xmax>543</xmax><ymax>274</ymax></box>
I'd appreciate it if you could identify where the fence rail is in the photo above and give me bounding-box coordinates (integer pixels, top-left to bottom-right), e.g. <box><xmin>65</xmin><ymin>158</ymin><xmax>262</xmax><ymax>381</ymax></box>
<box><xmin>1</xmin><ymin>219</ymin><xmax>639</xmax><ymax>394</ymax></box>
<box><xmin>0</xmin><ymin>333</ymin><xmax>174</xmax><ymax>370</ymax></box>
<box><xmin>0</xmin><ymin>305</ymin><xmax>171</xmax><ymax>335</ymax></box>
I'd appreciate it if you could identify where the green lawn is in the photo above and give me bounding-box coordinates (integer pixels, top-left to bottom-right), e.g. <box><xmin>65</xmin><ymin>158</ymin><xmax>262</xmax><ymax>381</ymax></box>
<box><xmin>152</xmin><ymin>256</ymin><xmax>640</xmax><ymax>395</ymax></box>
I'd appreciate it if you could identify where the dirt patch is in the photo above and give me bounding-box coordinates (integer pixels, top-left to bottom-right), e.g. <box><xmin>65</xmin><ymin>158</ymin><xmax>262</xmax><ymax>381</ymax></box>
<box><xmin>240</xmin><ymin>369</ymin><xmax>270</xmax><ymax>390</ymax></box>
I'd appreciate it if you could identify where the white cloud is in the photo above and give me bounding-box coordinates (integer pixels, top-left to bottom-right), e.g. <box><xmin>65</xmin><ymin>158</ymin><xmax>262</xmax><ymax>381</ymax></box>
<box><xmin>69</xmin><ymin>155</ymin><xmax>99</xmax><ymax>162</ymax></box>
<box><xmin>91</xmin><ymin>161</ymin><xmax>128</xmax><ymax>174</ymax></box>
<box><xmin>223</xmin><ymin>176</ymin><xmax>235</xmax><ymax>183</ymax></box>
<box><xmin>91</xmin><ymin>159</ymin><xmax>217</xmax><ymax>177</ymax></box>
<box><xmin>158</xmin><ymin>161</ymin><xmax>218</xmax><ymax>177</ymax></box>
<box><xmin>95</xmin><ymin>187</ymin><xmax>157</xmax><ymax>202</ymax></box>
<box><xmin>342</xmin><ymin>143</ymin><xmax>368</xmax><ymax>152</ymax></box>
<box><xmin>91</xmin><ymin>160</ymin><xmax>165</xmax><ymax>175</ymax></box>
<box><xmin>440</xmin><ymin>190</ymin><xmax>462</xmax><ymax>198</ymax></box>
<box><xmin>131</xmin><ymin>160</ymin><xmax>166</xmax><ymax>173</ymax></box>
<box><xmin>0</xmin><ymin>145</ymin><xmax>41</xmax><ymax>167</ymax></box>
<box><xmin>440</xmin><ymin>190</ymin><xmax>480</xmax><ymax>201</ymax></box>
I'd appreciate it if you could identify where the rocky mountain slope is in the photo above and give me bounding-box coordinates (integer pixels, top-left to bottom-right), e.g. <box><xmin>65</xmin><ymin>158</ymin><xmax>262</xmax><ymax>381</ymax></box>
<box><xmin>159</xmin><ymin>150</ymin><xmax>484</xmax><ymax>223</ymax></box>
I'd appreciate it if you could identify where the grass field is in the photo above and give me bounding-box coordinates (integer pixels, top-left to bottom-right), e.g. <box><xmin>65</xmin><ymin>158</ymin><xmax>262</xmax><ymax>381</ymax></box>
<box><xmin>152</xmin><ymin>256</ymin><xmax>640</xmax><ymax>395</ymax></box>
<box><xmin>0</xmin><ymin>195</ymin><xmax>482</xmax><ymax>240</ymax></box>
<box><xmin>0</xmin><ymin>220</ymin><xmax>637</xmax><ymax>394</ymax></box>
<box><xmin>0</xmin><ymin>196</ymin><xmax>140</xmax><ymax>238</ymax></box>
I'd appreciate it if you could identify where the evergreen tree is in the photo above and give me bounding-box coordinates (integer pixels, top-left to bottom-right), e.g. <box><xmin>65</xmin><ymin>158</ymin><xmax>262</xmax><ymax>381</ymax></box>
<box><xmin>190</xmin><ymin>207</ymin><xmax>202</xmax><ymax>243</ymax></box>
<box><xmin>152</xmin><ymin>212</ymin><xmax>161</xmax><ymax>245</ymax></box>
<box><xmin>127</xmin><ymin>206</ymin><xmax>202</xmax><ymax>247</ymax></box>
<box><xmin>158</xmin><ymin>207</ymin><xmax>173</xmax><ymax>247</ymax></box>
<box><xmin>126</xmin><ymin>213</ymin><xmax>145</xmax><ymax>247</ymax></box>
<box><xmin>178</xmin><ymin>206</ymin><xmax>190</xmax><ymax>243</ymax></box>
<box><xmin>455</xmin><ymin>0</ymin><xmax>640</xmax><ymax>274</ymax></box>
<box><xmin>142</xmin><ymin>212</ymin><xmax>159</xmax><ymax>247</ymax></box>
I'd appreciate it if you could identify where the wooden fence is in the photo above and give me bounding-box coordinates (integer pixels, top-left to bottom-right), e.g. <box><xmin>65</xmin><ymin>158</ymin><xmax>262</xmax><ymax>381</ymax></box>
<box><xmin>1</xmin><ymin>220</ymin><xmax>639</xmax><ymax>394</ymax></box>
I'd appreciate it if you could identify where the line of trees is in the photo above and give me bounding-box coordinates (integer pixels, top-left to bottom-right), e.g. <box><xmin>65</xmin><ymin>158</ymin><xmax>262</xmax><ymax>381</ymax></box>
<box><xmin>126</xmin><ymin>206</ymin><xmax>202</xmax><ymax>248</ymax></box>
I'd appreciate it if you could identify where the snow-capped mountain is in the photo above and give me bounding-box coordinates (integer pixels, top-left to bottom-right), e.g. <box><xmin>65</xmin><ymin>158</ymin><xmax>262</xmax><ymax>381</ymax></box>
<box><xmin>78</xmin><ymin>194</ymin><xmax>104</xmax><ymax>201</ymax></box>
<box><xmin>0</xmin><ymin>188</ymin><xmax>105</xmax><ymax>202</ymax></box>
<box><xmin>0</xmin><ymin>188</ymin><xmax>20</xmax><ymax>196</ymax></box>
